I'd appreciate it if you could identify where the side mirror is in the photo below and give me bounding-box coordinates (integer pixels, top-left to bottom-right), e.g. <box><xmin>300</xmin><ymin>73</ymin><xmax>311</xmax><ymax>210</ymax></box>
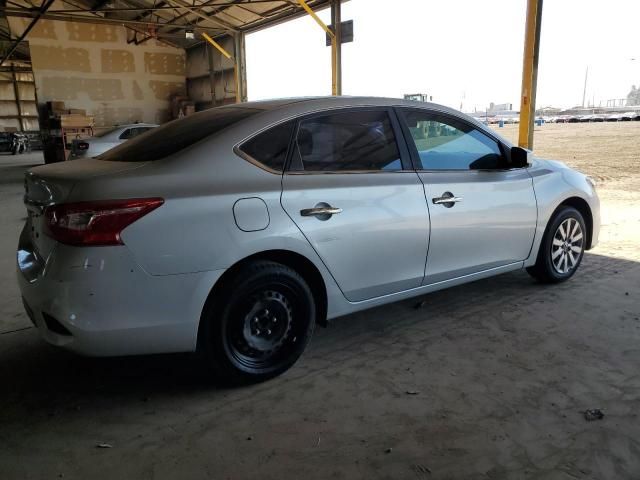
<box><xmin>510</xmin><ymin>146</ymin><xmax>531</xmax><ymax>168</ymax></box>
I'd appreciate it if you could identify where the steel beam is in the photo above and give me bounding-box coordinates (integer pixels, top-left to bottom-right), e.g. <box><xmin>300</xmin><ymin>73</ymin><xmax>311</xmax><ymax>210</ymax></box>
<box><xmin>297</xmin><ymin>0</ymin><xmax>337</xmax><ymax>96</ymax></box>
<box><xmin>0</xmin><ymin>0</ymin><xmax>55</xmax><ymax>66</ymax></box>
<box><xmin>207</xmin><ymin>43</ymin><xmax>217</xmax><ymax>106</ymax></box>
<box><xmin>234</xmin><ymin>31</ymin><xmax>247</xmax><ymax>101</ymax></box>
<box><xmin>2</xmin><ymin>8</ymin><xmax>222</xmax><ymax>31</ymax></box>
<box><xmin>518</xmin><ymin>0</ymin><xmax>543</xmax><ymax>149</ymax></box>
<box><xmin>163</xmin><ymin>0</ymin><xmax>238</xmax><ymax>32</ymax></box>
<box><xmin>242</xmin><ymin>0</ymin><xmax>331</xmax><ymax>35</ymax></box>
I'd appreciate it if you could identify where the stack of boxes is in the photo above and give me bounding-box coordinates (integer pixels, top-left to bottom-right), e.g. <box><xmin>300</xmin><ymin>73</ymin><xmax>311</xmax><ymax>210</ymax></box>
<box><xmin>170</xmin><ymin>95</ymin><xmax>195</xmax><ymax>120</ymax></box>
<box><xmin>41</xmin><ymin>101</ymin><xmax>95</xmax><ymax>164</ymax></box>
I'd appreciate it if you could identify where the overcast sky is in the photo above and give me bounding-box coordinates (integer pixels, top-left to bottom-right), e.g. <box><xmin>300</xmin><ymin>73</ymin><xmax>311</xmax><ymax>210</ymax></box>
<box><xmin>245</xmin><ymin>0</ymin><xmax>640</xmax><ymax>111</ymax></box>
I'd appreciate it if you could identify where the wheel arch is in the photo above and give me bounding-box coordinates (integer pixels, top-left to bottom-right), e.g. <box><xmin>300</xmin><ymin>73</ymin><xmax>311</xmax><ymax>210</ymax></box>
<box><xmin>198</xmin><ymin>249</ymin><xmax>329</xmax><ymax>347</ymax></box>
<box><xmin>556</xmin><ymin>196</ymin><xmax>594</xmax><ymax>249</ymax></box>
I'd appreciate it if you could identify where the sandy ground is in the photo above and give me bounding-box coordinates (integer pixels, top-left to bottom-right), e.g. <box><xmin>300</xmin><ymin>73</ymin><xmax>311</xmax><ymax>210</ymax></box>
<box><xmin>1</xmin><ymin>123</ymin><xmax>639</xmax><ymax>479</ymax></box>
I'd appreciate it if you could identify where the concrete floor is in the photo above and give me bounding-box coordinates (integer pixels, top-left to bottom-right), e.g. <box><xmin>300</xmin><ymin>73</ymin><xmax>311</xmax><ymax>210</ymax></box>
<box><xmin>1</xmin><ymin>152</ymin><xmax>639</xmax><ymax>479</ymax></box>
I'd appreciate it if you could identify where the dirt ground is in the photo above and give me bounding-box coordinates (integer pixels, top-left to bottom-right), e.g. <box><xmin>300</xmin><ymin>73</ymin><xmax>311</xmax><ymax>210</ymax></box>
<box><xmin>1</xmin><ymin>123</ymin><xmax>639</xmax><ymax>479</ymax></box>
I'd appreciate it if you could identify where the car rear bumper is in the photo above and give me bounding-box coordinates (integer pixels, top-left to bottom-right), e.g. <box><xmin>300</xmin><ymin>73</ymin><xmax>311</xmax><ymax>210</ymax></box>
<box><xmin>17</xmin><ymin>226</ymin><xmax>224</xmax><ymax>356</ymax></box>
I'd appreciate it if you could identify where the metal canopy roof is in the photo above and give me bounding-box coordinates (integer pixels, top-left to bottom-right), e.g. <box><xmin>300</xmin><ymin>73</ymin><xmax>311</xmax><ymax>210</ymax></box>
<box><xmin>0</xmin><ymin>0</ymin><xmax>333</xmax><ymax>49</ymax></box>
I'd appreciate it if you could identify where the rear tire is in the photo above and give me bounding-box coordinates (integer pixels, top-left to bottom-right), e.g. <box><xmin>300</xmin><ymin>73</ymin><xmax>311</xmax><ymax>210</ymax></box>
<box><xmin>527</xmin><ymin>206</ymin><xmax>586</xmax><ymax>283</ymax></box>
<box><xmin>198</xmin><ymin>261</ymin><xmax>315</xmax><ymax>384</ymax></box>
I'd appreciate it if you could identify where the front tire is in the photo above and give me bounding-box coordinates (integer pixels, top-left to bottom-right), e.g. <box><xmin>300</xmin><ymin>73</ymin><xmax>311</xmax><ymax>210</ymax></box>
<box><xmin>199</xmin><ymin>261</ymin><xmax>315</xmax><ymax>384</ymax></box>
<box><xmin>527</xmin><ymin>206</ymin><xmax>587</xmax><ymax>283</ymax></box>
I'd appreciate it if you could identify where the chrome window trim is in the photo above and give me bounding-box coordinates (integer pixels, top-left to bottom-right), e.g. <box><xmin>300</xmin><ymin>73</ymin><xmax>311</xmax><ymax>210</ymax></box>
<box><xmin>415</xmin><ymin>167</ymin><xmax>529</xmax><ymax>174</ymax></box>
<box><xmin>284</xmin><ymin>169</ymin><xmax>412</xmax><ymax>175</ymax></box>
<box><xmin>233</xmin><ymin>102</ymin><xmax>514</xmax><ymax>175</ymax></box>
<box><xmin>233</xmin><ymin>145</ymin><xmax>283</xmax><ymax>175</ymax></box>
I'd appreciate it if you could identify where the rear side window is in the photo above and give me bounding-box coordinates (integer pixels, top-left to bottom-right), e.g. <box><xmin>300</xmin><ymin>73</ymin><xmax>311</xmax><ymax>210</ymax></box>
<box><xmin>291</xmin><ymin>110</ymin><xmax>402</xmax><ymax>172</ymax></box>
<box><xmin>98</xmin><ymin>107</ymin><xmax>262</xmax><ymax>162</ymax></box>
<box><xmin>239</xmin><ymin>120</ymin><xmax>295</xmax><ymax>172</ymax></box>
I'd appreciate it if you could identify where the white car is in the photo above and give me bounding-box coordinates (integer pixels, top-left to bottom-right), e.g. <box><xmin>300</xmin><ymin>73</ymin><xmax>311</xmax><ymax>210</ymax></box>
<box><xmin>18</xmin><ymin>97</ymin><xmax>600</xmax><ymax>383</ymax></box>
<box><xmin>75</xmin><ymin>123</ymin><xmax>158</xmax><ymax>158</ymax></box>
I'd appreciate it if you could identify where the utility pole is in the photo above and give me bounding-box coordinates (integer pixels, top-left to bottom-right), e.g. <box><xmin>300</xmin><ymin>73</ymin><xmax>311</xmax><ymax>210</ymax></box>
<box><xmin>582</xmin><ymin>66</ymin><xmax>588</xmax><ymax>108</ymax></box>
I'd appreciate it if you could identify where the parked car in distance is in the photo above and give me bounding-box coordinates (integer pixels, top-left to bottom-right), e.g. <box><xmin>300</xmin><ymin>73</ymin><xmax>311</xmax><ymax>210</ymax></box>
<box><xmin>579</xmin><ymin>114</ymin><xmax>605</xmax><ymax>122</ymax></box>
<box><xmin>18</xmin><ymin>97</ymin><xmax>600</xmax><ymax>383</ymax></box>
<box><xmin>72</xmin><ymin>123</ymin><xmax>158</xmax><ymax>158</ymax></box>
<box><xmin>620</xmin><ymin>111</ymin><xmax>640</xmax><ymax>121</ymax></box>
<box><xmin>0</xmin><ymin>132</ymin><xmax>30</xmax><ymax>154</ymax></box>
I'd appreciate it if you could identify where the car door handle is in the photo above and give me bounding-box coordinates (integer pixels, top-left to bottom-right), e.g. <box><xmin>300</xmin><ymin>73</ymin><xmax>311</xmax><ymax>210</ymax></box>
<box><xmin>300</xmin><ymin>206</ymin><xmax>343</xmax><ymax>217</ymax></box>
<box><xmin>432</xmin><ymin>196</ymin><xmax>463</xmax><ymax>204</ymax></box>
<box><xmin>432</xmin><ymin>192</ymin><xmax>463</xmax><ymax>207</ymax></box>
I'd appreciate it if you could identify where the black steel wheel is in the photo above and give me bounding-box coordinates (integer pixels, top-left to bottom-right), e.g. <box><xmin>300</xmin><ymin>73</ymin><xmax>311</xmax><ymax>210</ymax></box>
<box><xmin>527</xmin><ymin>206</ymin><xmax>586</xmax><ymax>284</ymax></box>
<box><xmin>199</xmin><ymin>261</ymin><xmax>315</xmax><ymax>384</ymax></box>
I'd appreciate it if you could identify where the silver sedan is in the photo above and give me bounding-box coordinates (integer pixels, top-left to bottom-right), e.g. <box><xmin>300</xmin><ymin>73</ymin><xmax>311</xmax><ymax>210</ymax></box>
<box><xmin>17</xmin><ymin>97</ymin><xmax>600</xmax><ymax>383</ymax></box>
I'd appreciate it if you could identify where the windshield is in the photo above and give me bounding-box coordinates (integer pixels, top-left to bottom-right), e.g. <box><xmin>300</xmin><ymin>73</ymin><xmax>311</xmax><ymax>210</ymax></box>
<box><xmin>97</xmin><ymin>106</ymin><xmax>263</xmax><ymax>162</ymax></box>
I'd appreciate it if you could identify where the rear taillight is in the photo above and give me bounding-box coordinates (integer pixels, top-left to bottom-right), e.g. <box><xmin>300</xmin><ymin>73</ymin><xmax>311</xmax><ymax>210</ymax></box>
<box><xmin>44</xmin><ymin>198</ymin><xmax>164</xmax><ymax>246</ymax></box>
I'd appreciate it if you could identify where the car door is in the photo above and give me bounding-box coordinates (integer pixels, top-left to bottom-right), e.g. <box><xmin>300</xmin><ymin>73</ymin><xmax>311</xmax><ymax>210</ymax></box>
<box><xmin>397</xmin><ymin>107</ymin><xmax>537</xmax><ymax>284</ymax></box>
<box><xmin>280</xmin><ymin>108</ymin><xmax>430</xmax><ymax>302</ymax></box>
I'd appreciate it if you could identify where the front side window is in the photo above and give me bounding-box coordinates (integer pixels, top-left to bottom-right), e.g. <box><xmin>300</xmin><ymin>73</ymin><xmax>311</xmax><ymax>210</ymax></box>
<box><xmin>119</xmin><ymin>128</ymin><xmax>134</xmax><ymax>140</ymax></box>
<box><xmin>291</xmin><ymin>110</ymin><xmax>402</xmax><ymax>172</ymax></box>
<box><xmin>119</xmin><ymin>127</ymin><xmax>154</xmax><ymax>140</ymax></box>
<box><xmin>239</xmin><ymin>120</ymin><xmax>295</xmax><ymax>172</ymax></box>
<box><xmin>401</xmin><ymin>109</ymin><xmax>504</xmax><ymax>170</ymax></box>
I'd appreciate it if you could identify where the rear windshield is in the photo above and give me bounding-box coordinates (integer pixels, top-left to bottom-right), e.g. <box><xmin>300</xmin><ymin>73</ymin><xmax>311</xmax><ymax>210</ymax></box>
<box><xmin>97</xmin><ymin>106</ymin><xmax>262</xmax><ymax>162</ymax></box>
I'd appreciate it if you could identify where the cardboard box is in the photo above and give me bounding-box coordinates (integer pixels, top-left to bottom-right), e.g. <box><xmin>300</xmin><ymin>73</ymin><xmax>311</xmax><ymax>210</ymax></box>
<box><xmin>46</xmin><ymin>101</ymin><xmax>66</xmax><ymax>112</ymax></box>
<box><xmin>67</xmin><ymin>108</ymin><xmax>86</xmax><ymax>116</ymax></box>
<box><xmin>60</xmin><ymin>114</ymin><xmax>94</xmax><ymax>129</ymax></box>
<box><xmin>183</xmin><ymin>104</ymin><xmax>195</xmax><ymax>116</ymax></box>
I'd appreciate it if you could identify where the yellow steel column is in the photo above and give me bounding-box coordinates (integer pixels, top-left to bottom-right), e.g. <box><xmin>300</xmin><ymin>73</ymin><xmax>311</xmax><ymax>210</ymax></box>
<box><xmin>331</xmin><ymin>0</ymin><xmax>342</xmax><ymax>95</ymax></box>
<box><xmin>518</xmin><ymin>0</ymin><xmax>543</xmax><ymax>149</ymax></box>
<box><xmin>298</xmin><ymin>0</ymin><xmax>337</xmax><ymax>95</ymax></box>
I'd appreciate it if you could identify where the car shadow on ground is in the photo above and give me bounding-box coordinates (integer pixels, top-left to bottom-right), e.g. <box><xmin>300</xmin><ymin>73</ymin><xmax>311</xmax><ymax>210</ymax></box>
<box><xmin>0</xmin><ymin>251</ymin><xmax>637</xmax><ymax>424</ymax></box>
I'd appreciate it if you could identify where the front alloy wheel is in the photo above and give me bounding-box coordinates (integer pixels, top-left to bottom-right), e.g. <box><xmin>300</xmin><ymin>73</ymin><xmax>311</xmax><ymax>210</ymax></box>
<box><xmin>527</xmin><ymin>206</ymin><xmax>587</xmax><ymax>283</ymax></box>
<box><xmin>550</xmin><ymin>217</ymin><xmax>584</xmax><ymax>274</ymax></box>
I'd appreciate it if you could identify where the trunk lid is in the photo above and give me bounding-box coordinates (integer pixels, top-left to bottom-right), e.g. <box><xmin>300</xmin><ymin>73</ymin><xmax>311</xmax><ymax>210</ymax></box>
<box><xmin>23</xmin><ymin>160</ymin><xmax>147</xmax><ymax>259</ymax></box>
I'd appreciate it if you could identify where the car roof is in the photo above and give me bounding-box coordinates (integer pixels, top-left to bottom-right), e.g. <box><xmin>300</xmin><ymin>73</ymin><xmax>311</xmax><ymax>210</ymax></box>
<box><xmin>227</xmin><ymin>96</ymin><xmax>507</xmax><ymax>146</ymax></box>
<box><xmin>115</xmin><ymin>123</ymin><xmax>159</xmax><ymax>128</ymax></box>
<box><xmin>234</xmin><ymin>96</ymin><xmax>464</xmax><ymax>117</ymax></box>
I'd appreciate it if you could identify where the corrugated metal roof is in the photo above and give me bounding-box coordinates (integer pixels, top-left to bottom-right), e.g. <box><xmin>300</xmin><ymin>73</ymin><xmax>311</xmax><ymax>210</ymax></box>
<box><xmin>1</xmin><ymin>0</ymin><xmax>335</xmax><ymax>49</ymax></box>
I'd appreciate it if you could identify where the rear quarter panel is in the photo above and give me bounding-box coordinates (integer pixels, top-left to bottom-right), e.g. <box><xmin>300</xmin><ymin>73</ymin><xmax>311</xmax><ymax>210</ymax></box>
<box><xmin>68</xmin><ymin>130</ymin><xmax>348</xmax><ymax>317</ymax></box>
